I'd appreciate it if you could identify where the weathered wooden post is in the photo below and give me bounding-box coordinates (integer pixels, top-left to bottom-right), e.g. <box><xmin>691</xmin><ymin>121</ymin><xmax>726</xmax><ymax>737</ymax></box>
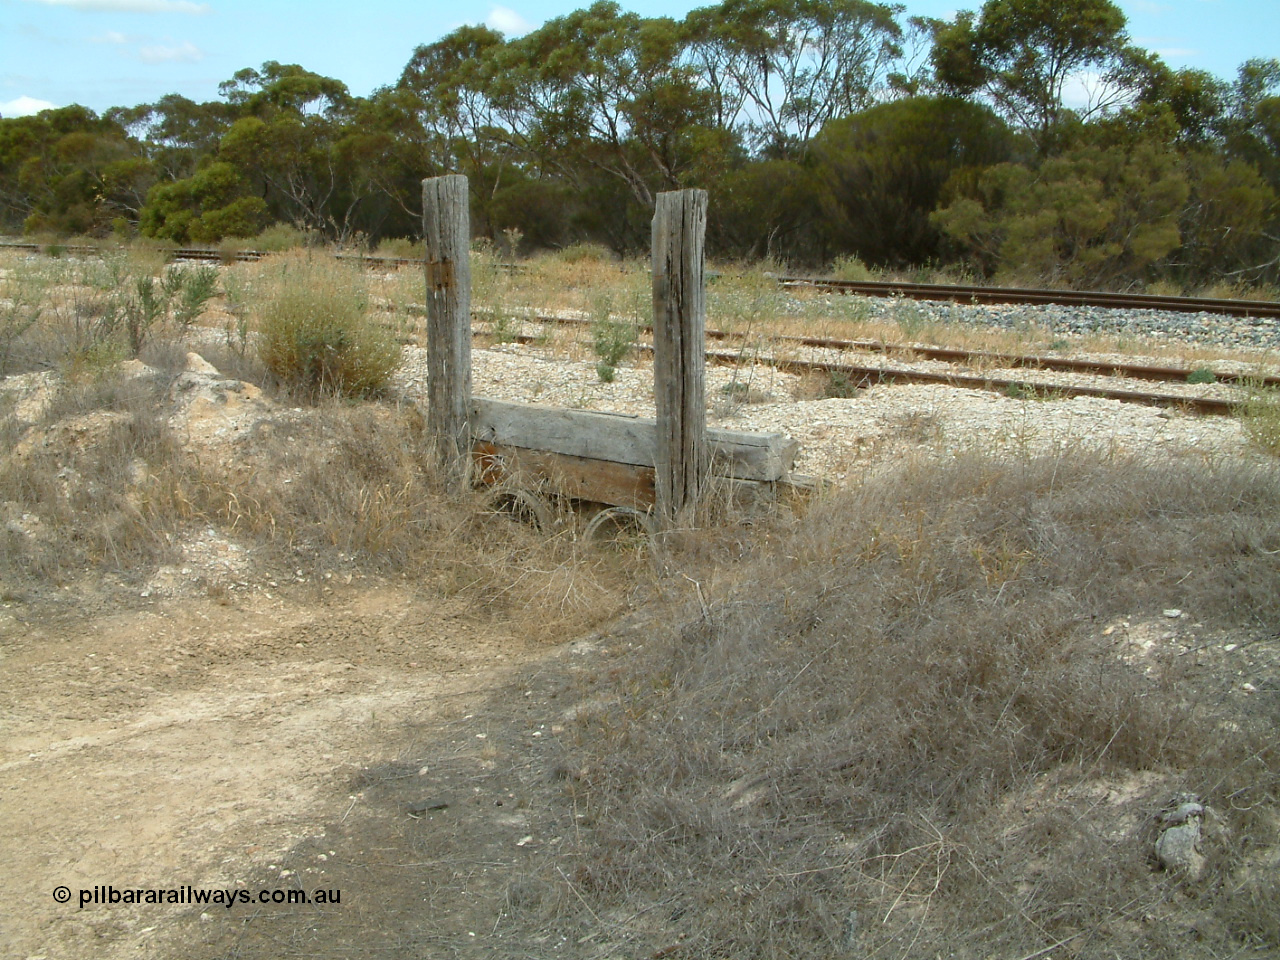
<box><xmin>652</xmin><ymin>188</ymin><xmax>709</xmax><ymax>525</ymax></box>
<box><xmin>422</xmin><ymin>174</ymin><xmax>472</xmax><ymax>491</ymax></box>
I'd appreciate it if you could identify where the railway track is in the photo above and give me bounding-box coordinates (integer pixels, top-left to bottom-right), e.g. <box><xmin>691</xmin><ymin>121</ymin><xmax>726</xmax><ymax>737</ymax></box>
<box><xmin>4</xmin><ymin>239</ymin><xmax>1275</xmax><ymax>413</ymax></box>
<box><xmin>4</xmin><ymin>239</ymin><xmax>1277</xmax><ymax>319</ymax></box>
<box><xmin>0</xmin><ymin>241</ymin><xmax>264</xmax><ymax>262</ymax></box>
<box><xmin>493</xmin><ymin>312</ymin><xmax>1280</xmax><ymax>390</ymax></box>
<box><xmin>776</xmin><ymin>276</ymin><xmax>1280</xmax><ymax>320</ymax></box>
<box><xmin>450</xmin><ymin>311</ymin><xmax>1270</xmax><ymax>417</ymax></box>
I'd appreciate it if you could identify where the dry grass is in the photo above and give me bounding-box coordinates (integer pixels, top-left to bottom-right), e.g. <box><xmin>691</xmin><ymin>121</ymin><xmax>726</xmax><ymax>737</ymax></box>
<box><xmin>1</xmin><ymin>360</ymin><xmax>631</xmax><ymax>640</ymax></box>
<box><xmin>1240</xmin><ymin>385</ymin><xmax>1280</xmax><ymax>457</ymax></box>
<box><xmin>0</xmin><ymin>372</ymin><xmax>186</xmax><ymax>582</ymax></box>
<box><xmin>516</xmin><ymin>450</ymin><xmax>1280</xmax><ymax>959</ymax></box>
<box><xmin>7</xmin><ymin>244</ymin><xmax>1280</xmax><ymax>957</ymax></box>
<box><xmin>3</xmin><ymin>313</ymin><xmax>634</xmax><ymax>640</ymax></box>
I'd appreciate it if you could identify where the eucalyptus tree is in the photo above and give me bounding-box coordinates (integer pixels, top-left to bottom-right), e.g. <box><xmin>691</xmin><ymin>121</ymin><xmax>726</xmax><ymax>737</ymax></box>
<box><xmin>681</xmin><ymin>0</ymin><xmax>905</xmax><ymax>158</ymax></box>
<box><xmin>108</xmin><ymin>94</ymin><xmax>235</xmax><ymax>183</ymax></box>
<box><xmin>215</xmin><ymin>62</ymin><xmax>367</xmax><ymax>238</ymax></box>
<box><xmin>0</xmin><ymin>105</ymin><xmax>143</xmax><ymax>235</ymax></box>
<box><xmin>813</xmin><ymin>96</ymin><xmax>1013</xmax><ymax>266</ymax></box>
<box><xmin>931</xmin><ymin>136</ymin><xmax>1191</xmax><ymax>286</ymax></box>
<box><xmin>398</xmin><ymin>25</ymin><xmax>507</xmax><ymax>176</ymax></box>
<box><xmin>134</xmin><ymin>62</ymin><xmax>371</xmax><ymax>242</ymax></box>
<box><xmin>930</xmin><ymin>0</ymin><xmax>1150</xmax><ymax>156</ymax></box>
<box><xmin>479</xmin><ymin>1</ymin><xmax>712</xmax><ymax>207</ymax></box>
<box><xmin>1222</xmin><ymin>58</ymin><xmax>1280</xmax><ymax>190</ymax></box>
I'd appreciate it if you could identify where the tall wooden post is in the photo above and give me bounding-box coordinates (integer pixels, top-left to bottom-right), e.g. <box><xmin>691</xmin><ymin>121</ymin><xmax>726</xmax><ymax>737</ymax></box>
<box><xmin>652</xmin><ymin>188</ymin><xmax>709</xmax><ymax>525</ymax></box>
<box><xmin>422</xmin><ymin>175</ymin><xmax>472</xmax><ymax>490</ymax></box>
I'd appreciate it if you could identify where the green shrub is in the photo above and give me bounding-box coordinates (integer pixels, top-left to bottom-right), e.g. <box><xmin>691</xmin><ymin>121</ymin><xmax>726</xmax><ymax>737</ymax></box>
<box><xmin>1187</xmin><ymin>366</ymin><xmax>1217</xmax><ymax>384</ymax></box>
<box><xmin>589</xmin><ymin>293</ymin><xmax>636</xmax><ymax>382</ymax></box>
<box><xmin>829</xmin><ymin>253</ymin><xmax>874</xmax><ymax>281</ymax></box>
<box><xmin>256</xmin><ymin>254</ymin><xmax>400</xmax><ymax>399</ymax></box>
<box><xmin>824</xmin><ymin>370</ymin><xmax>859</xmax><ymax>398</ymax></box>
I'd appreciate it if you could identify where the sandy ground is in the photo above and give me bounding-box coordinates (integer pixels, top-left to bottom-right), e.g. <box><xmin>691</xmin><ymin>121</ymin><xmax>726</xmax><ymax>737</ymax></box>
<box><xmin>0</xmin><ymin>582</ymin><xmax>541</xmax><ymax>959</ymax></box>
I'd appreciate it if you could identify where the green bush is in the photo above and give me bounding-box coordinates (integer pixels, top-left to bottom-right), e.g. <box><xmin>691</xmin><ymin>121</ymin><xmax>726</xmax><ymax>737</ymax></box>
<box><xmin>256</xmin><ymin>254</ymin><xmax>400</xmax><ymax>399</ymax></box>
<box><xmin>139</xmin><ymin>161</ymin><xmax>267</xmax><ymax>244</ymax></box>
<box><xmin>1187</xmin><ymin>366</ymin><xmax>1217</xmax><ymax>384</ymax></box>
<box><xmin>828</xmin><ymin>253</ymin><xmax>875</xmax><ymax>281</ymax></box>
<box><xmin>589</xmin><ymin>293</ymin><xmax>636</xmax><ymax>382</ymax></box>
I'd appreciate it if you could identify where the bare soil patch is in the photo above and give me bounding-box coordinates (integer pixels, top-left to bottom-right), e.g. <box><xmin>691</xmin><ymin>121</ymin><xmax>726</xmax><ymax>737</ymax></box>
<box><xmin>1</xmin><ymin>582</ymin><xmax>539</xmax><ymax>960</ymax></box>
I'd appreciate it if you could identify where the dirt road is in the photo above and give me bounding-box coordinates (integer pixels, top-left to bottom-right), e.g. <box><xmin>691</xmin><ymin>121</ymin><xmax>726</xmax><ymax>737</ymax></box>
<box><xmin>0</xmin><ymin>582</ymin><xmax>542</xmax><ymax>959</ymax></box>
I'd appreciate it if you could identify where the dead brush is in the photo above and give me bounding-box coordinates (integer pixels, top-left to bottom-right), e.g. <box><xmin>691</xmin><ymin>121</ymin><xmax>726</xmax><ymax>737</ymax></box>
<box><xmin>532</xmin><ymin>450</ymin><xmax>1280</xmax><ymax>959</ymax></box>
<box><xmin>0</xmin><ymin>373</ymin><xmax>187</xmax><ymax>582</ymax></box>
<box><xmin>2</xmin><ymin>371</ymin><xmax>632</xmax><ymax>637</ymax></box>
<box><xmin>217</xmin><ymin>402</ymin><xmax>635</xmax><ymax>637</ymax></box>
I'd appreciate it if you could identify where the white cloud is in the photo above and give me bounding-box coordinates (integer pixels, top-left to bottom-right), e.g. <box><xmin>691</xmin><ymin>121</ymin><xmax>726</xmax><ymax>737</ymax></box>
<box><xmin>0</xmin><ymin>95</ymin><xmax>58</xmax><ymax>117</ymax></box>
<box><xmin>92</xmin><ymin>30</ymin><xmax>130</xmax><ymax>43</ymax></box>
<box><xmin>22</xmin><ymin>0</ymin><xmax>209</xmax><ymax>13</ymax></box>
<box><xmin>1135</xmin><ymin>35</ymin><xmax>1200</xmax><ymax>63</ymax></box>
<box><xmin>138</xmin><ymin>39</ymin><xmax>203</xmax><ymax>63</ymax></box>
<box><xmin>1060</xmin><ymin>70</ymin><xmax>1137</xmax><ymax>116</ymax></box>
<box><xmin>486</xmin><ymin>5</ymin><xmax>533</xmax><ymax>36</ymax></box>
<box><xmin>1061</xmin><ymin>72</ymin><xmax>1098</xmax><ymax>111</ymax></box>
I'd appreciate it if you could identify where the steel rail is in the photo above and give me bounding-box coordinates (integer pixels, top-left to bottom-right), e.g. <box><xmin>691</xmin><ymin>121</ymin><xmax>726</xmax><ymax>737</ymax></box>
<box><xmin>698</xmin><ymin>350</ymin><xmax>1240</xmax><ymax>416</ymax></box>
<box><xmin>406</xmin><ymin>310</ymin><xmax>1244</xmax><ymax>416</ymax></box>
<box><xmin>775</xmin><ymin>275</ymin><xmax>1280</xmax><ymax>320</ymax></box>
<box><xmin>483</xmin><ymin>327</ymin><xmax>1238</xmax><ymax>416</ymax></box>
<box><xmin>772</xmin><ymin>337</ymin><xmax>1280</xmax><ymax>387</ymax></box>
<box><xmin>468</xmin><ymin>311</ymin><xmax>1280</xmax><ymax>391</ymax></box>
<box><xmin>5</xmin><ymin>240</ymin><xmax>1274</xmax><ymax>320</ymax></box>
<box><xmin>0</xmin><ymin>241</ymin><xmax>265</xmax><ymax>262</ymax></box>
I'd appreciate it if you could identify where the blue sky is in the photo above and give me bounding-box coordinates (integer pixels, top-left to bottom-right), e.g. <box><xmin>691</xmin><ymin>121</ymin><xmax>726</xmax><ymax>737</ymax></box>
<box><xmin>1</xmin><ymin>0</ymin><xmax>1276</xmax><ymax>118</ymax></box>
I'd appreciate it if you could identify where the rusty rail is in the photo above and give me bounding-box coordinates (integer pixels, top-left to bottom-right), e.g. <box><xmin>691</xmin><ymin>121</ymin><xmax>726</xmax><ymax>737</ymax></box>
<box><xmin>776</xmin><ymin>276</ymin><xmax>1280</xmax><ymax>320</ymax></box>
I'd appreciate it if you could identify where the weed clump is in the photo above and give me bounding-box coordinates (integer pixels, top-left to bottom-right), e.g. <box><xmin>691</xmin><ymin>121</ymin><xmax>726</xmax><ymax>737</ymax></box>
<box><xmin>374</xmin><ymin>236</ymin><xmax>424</xmax><ymax>260</ymax></box>
<box><xmin>1187</xmin><ymin>365</ymin><xmax>1217</xmax><ymax>384</ymax></box>
<box><xmin>250</xmin><ymin>223</ymin><xmax>314</xmax><ymax>252</ymax></box>
<box><xmin>255</xmin><ymin>254</ymin><xmax>400</xmax><ymax>399</ymax></box>
<box><xmin>828</xmin><ymin>253</ymin><xmax>874</xmax><ymax>281</ymax></box>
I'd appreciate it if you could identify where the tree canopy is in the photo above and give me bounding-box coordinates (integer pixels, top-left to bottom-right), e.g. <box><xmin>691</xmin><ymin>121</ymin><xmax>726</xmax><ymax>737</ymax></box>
<box><xmin>1</xmin><ymin>0</ymin><xmax>1276</xmax><ymax>289</ymax></box>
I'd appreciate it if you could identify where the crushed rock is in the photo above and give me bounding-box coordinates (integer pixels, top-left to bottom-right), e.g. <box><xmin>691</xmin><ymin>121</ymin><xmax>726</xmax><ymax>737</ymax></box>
<box><xmin>393</xmin><ymin>343</ymin><xmax>1254</xmax><ymax>481</ymax></box>
<box><xmin>0</xmin><ymin>369</ymin><xmax>59</xmax><ymax>422</ymax></box>
<box><xmin>141</xmin><ymin>528</ymin><xmax>252</xmax><ymax>598</ymax></box>
<box><xmin>166</xmin><ymin>352</ymin><xmax>274</xmax><ymax>448</ymax></box>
